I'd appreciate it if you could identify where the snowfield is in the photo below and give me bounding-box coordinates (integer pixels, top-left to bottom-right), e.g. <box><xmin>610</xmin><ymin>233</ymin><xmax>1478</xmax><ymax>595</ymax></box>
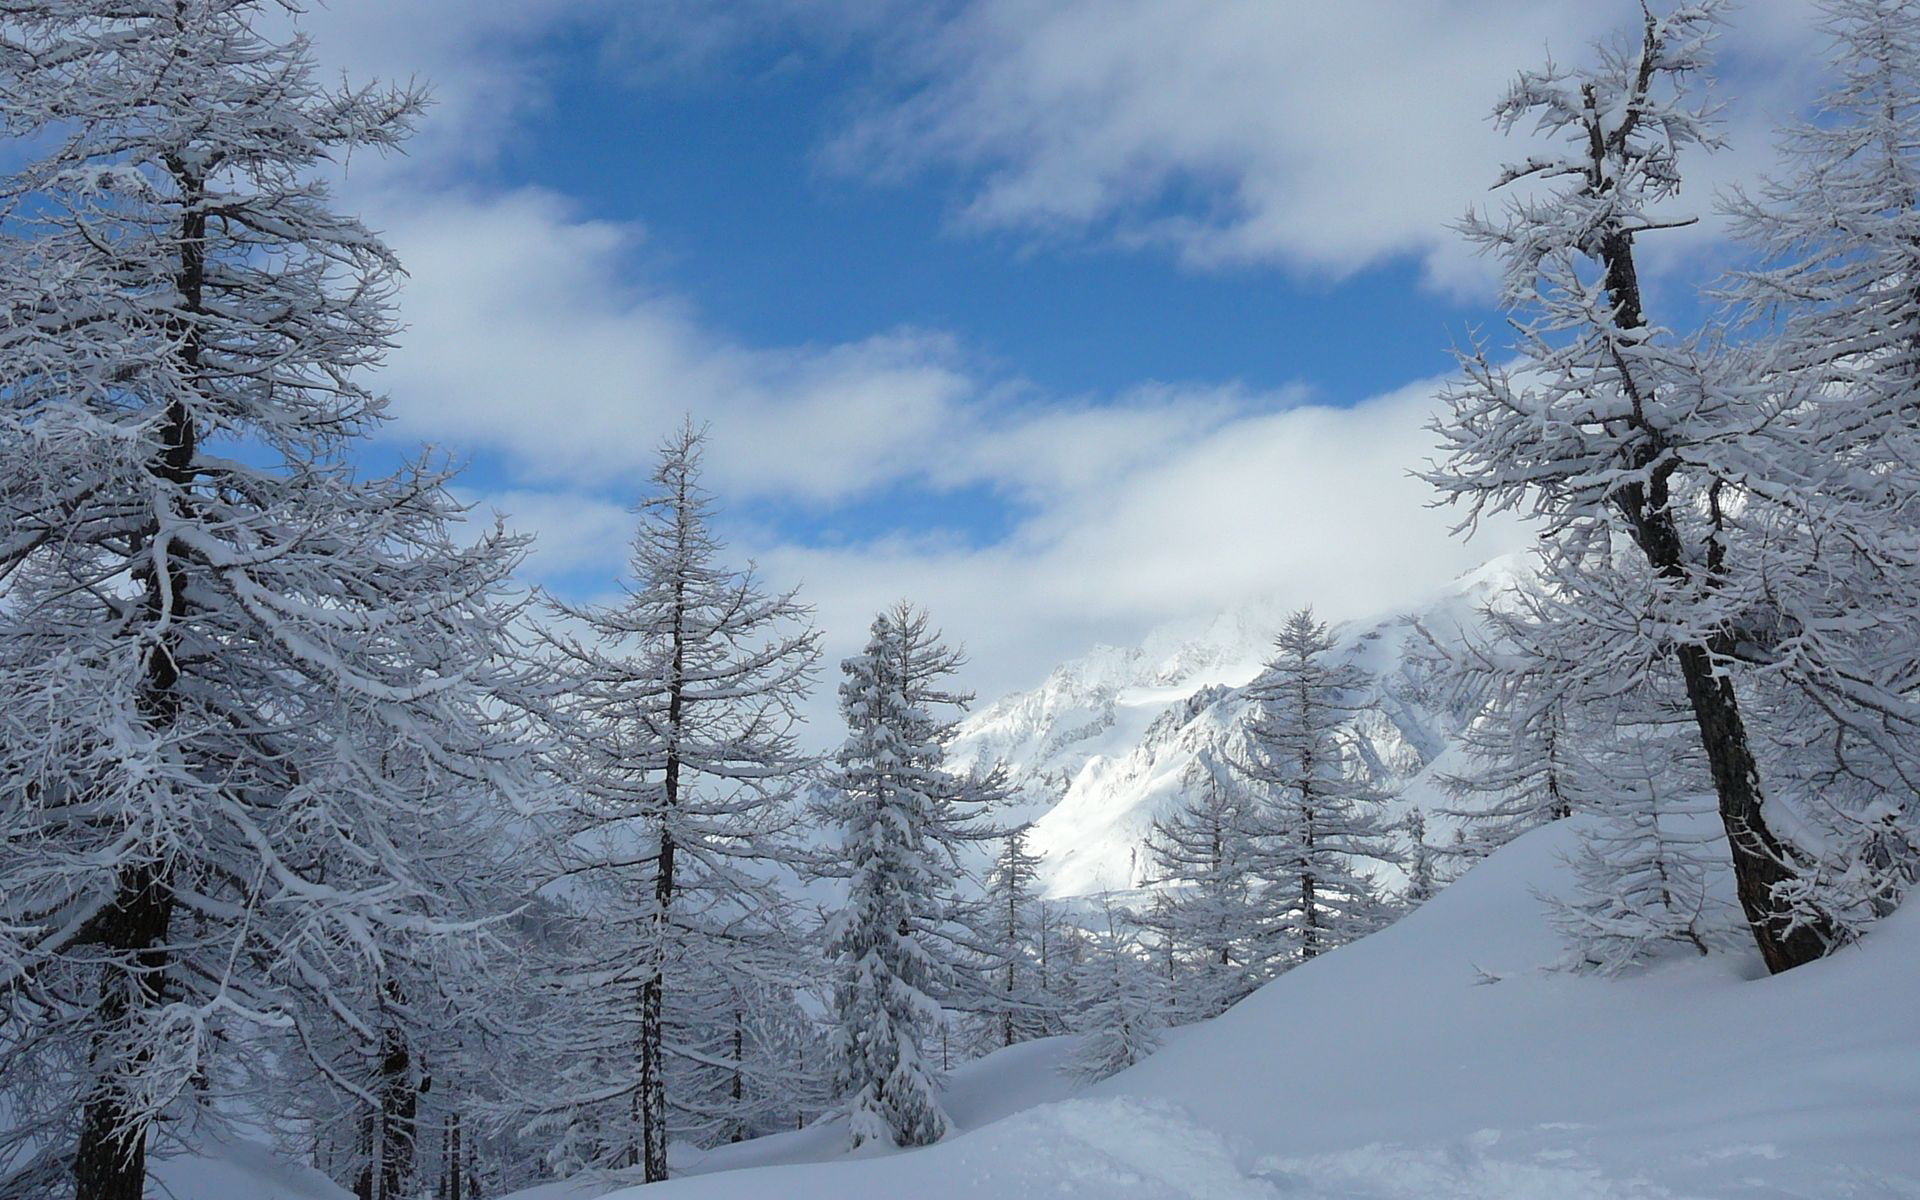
<box><xmin>158</xmin><ymin>817</ymin><xmax>1919</xmax><ymax>1198</ymax></box>
<box><xmin>588</xmin><ymin>818</ymin><xmax>1920</xmax><ymax>1198</ymax></box>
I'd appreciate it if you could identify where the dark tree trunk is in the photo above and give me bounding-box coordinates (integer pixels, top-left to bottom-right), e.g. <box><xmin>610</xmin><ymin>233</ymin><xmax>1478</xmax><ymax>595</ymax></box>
<box><xmin>73</xmin><ymin>156</ymin><xmax>205</xmax><ymax>1200</ymax></box>
<box><xmin>729</xmin><ymin>1013</ymin><xmax>745</xmax><ymax>1144</ymax></box>
<box><xmin>71</xmin><ymin>865</ymin><xmax>174</xmax><ymax>1200</ymax></box>
<box><xmin>373</xmin><ymin>1019</ymin><xmax>417</xmax><ymax>1200</ymax></box>
<box><xmin>447</xmin><ymin>1109</ymin><xmax>463</xmax><ymax>1200</ymax></box>
<box><xmin>1595</xmin><ymin>226</ymin><xmax>1836</xmax><ymax>975</ymax></box>
<box><xmin>639</xmin><ymin>485</ymin><xmax>692</xmax><ymax>1184</ymax></box>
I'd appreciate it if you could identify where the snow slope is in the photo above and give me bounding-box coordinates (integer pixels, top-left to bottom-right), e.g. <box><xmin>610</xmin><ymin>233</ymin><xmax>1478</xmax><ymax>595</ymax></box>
<box><xmin>594</xmin><ymin>818</ymin><xmax>1920</xmax><ymax>1199</ymax></box>
<box><xmin>950</xmin><ymin>555</ymin><xmax>1534</xmax><ymax>898</ymax></box>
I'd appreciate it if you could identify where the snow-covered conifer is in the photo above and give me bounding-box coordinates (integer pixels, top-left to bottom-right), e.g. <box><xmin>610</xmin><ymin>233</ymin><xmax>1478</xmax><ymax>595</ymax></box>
<box><xmin>976</xmin><ymin>826</ymin><xmax>1051</xmax><ymax>1050</ymax></box>
<box><xmin>1427</xmin><ymin>2</ymin><xmax>1855</xmax><ymax>973</ymax></box>
<box><xmin>0</xmin><ymin>7</ymin><xmax>538</xmax><ymax>1197</ymax></box>
<box><xmin>1550</xmin><ymin>722</ymin><xmax>1736</xmax><ymax>974</ymax></box>
<box><xmin>1237</xmin><ymin>610</ymin><xmax>1400</xmax><ymax>964</ymax></box>
<box><xmin>1402</xmin><ymin>808</ymin><xmax>1440</xmax><ymax>907</ymax></box>
<box><xmin>1438</xmin><ymin>633</ymin><xmax>1593</xmax><ymax>860</ymax></box>
<box><xmin>1060</xmin><ymin>898</ymin><xmax>1163</xmax><ymax>1083</ymax></box>
<box><xmin>1136</xmin><ymin>755</ymin><xmax>1271</xmax><ymax>1016</ymax></box>
<box><xmin>818</xmin><ymin>604</ymin><xmax>996</xmax><ymax>1149</ymax></box>
<box><xmin>533</xmin><ymin>422</ymin><xmax>819</xmax><ymax>1182</ymax></box>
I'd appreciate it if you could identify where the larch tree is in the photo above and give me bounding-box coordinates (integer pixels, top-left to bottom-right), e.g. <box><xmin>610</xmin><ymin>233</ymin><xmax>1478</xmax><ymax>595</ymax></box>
<box><xmin>1135</xmin><ymin>753</ymin><xmax>1272</xmax><ymax>1016</ymax></box>
<box><xmin>1437</xmin><ymin>630</ymin><xmax>1592</xmax><ymax>861</ymax></box>
<box><xmin>1059</xmin><ymin>896</ymin><xmax>1163</xmax><ymax>1084</ymax></box>
<box><xmin>1427</xmin><ymin>1</ymin><xmax>1861</xmax><ymax>973</ymax></box>
<box><xmin>1550</xmin><ymin>711</ymin><xmax>1735</xmax><ymax>974</ymax></box>
<box><xmin>1237</xmin><ymin>609</ymin><xmax>1400</xmax><ymax>964</ymax></box>
<box><xmin>1720</xmin><ymin>0</ymin><xmax>1920</xmax><ymax>938</ymax></box>
<box><xmin>0</xmin><ymin>4</ymin><xmax>537</xmax><ymax>1198</ymax></box>
<box><xmin>1401</xmin><ymin>807</ymin><xmax>1440</xmax><ymax>907</ymax></box>
<box><xmin>818</xmin><ymin>603</ymin><xmax>995</xmax><ymax>1150</ymax></box>
<box><xmin>535</xmin><ymin>422</ymin><xmax>819</xmax><ymax>1183</ymax></box>
<box><xmin>978</xmin><ymin>825</ymin><xmax>1050</xmax><ymax>1051</ymax></box>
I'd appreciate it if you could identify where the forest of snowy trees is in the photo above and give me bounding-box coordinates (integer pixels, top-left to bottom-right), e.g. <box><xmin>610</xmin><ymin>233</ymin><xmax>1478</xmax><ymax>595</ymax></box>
<box><xmin>2</xmin><ymin>1</ymin><xmax>1918</xmax><ymax>1198</ymax></box>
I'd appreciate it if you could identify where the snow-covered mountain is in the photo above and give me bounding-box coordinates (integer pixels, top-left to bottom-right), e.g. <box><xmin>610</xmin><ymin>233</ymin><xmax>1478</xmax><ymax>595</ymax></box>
<box><xmin>949</xmin><ymin>554</ymin><xmax>1540</xmax><ymax>899</ymax></box>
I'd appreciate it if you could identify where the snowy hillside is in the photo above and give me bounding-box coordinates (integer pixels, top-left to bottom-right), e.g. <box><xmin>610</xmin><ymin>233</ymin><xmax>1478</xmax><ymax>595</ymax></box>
<box><xmin>950</xmin><ymin>555</ymin><xmax>1537</xmax><ymax>898</ymax></box>
<box><xmin>501</xmin><ymin>815</ymin><xmax>1920</xmax><ymax>1199</ymax></box>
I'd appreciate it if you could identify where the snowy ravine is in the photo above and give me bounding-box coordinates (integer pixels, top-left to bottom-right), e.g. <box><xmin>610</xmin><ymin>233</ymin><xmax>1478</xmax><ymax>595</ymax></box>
<box><xmin>947</xmin><ymin>554</ymin><xmax>1535</xmax><ymax>898</ymax></box>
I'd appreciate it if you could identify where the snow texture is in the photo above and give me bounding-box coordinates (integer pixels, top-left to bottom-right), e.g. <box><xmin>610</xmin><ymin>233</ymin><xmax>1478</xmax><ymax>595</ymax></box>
<box><xmin>455</xmin><ymin>815</ymin><xmax>1920</xmax><ymax>1199</ymax></box>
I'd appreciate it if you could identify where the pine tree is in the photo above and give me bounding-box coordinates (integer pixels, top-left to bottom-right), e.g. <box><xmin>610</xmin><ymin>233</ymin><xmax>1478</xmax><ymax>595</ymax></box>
<box><xmin>1060</xmin><ymin>897</ymin><xmax>1163</xmax><ymax>1084</ymax></box>
<box><xmin>534</xmin><ymin>422</ymin><xmax>819</xmax><ymax>1182</ymax></box>
<box><xmin>978</xmin><ymin>826</ymin><xmax>1050</xmax><ymax>1050</ymax></box>
<box><xmin>1135</xmin><ymin>755</ymin><xmax>1271</xmax><ymax>1016</ymax></box>
<box><xmin>818</xmin><ymin>604</ymin><xmax>994</xmax><ymax>1150</ymax></box>
<box><xmin>1402</xmin><ymin>807</ymin><xmax>1440</xmax><ymax>907</ymax></box>
<box><xmin>1237</xmin><ymin>610</ymin><xmax>1400</xmax><ymax>964</ymax></box>
<box><xmin>0</xmin><ymin>7</ymin><xmax>536</xmax><ymax>1198</ymax></box>
<box><xmin>1426</xmin><ymin>2</ymin><xmax>1851</xmax><ymax>973</ymax></box>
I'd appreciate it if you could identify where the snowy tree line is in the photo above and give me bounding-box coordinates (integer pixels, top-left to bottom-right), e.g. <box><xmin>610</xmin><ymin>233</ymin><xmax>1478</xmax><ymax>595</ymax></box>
<box><xmin>3</xmin><ymin>1</ymin><xmax>1920</xmax><ymax>1198</ymax></box>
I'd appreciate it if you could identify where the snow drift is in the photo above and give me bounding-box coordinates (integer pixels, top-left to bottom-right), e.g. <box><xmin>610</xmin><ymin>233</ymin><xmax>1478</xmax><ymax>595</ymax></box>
<box><xmin>599</xmin><ymin>817</ymin><xmax>1919</xmax><ymax>1198</ymax></box>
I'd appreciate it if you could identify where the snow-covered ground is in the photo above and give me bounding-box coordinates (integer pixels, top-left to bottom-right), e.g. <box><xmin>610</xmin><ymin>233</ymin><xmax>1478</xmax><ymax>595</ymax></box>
<box><xmin>150</xmin><ymin>816</ymin><xmax>1920</xmax><ymax>1198</ymax></box>
<box><xmin>568</xmin><ymin>818</ymin><xmax>1917</xmax><ymax>1199</ymax></box>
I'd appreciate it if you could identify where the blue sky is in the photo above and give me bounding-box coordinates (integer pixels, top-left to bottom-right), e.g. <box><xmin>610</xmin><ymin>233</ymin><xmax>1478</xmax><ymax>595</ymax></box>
<box><xmin>292</xmin><ymin>0</ymin><xmax>1831</xmax><ymax>704</ymax></box>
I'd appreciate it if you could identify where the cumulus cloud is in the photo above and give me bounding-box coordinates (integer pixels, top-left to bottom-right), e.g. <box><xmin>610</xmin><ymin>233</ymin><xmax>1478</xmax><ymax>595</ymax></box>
<box><xmin>748</xmin><ymin>376</ymin><xmax>1530</xmax><ymax>708</ymax></box>
<box><xmin>282</xmin><ymin>0</ymin><xmax>1828</xmax><ymax>711</ymax></box>
<box><xmin>825</xmin><ymin>0</ymin><xmax>1829</xmax><ymax>288</ymax></box>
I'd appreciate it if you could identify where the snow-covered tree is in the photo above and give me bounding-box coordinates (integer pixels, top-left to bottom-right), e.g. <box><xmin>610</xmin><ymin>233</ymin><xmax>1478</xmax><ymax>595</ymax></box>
<box><xmin>1060</xmin><ymin>897</ymin><xmax>1163</xmax><ymax>1084</ymax></box>
<box><xmin>976</xmin><ymin>826</ymin><xmax>1052</xmax><ymax>1051</ymax></box>
<box><xmin>1550</xmin><ymin>718</ymin><xmax>1736</xmax><ymax>974</ymax></box>
<box><xmin>1426</xmin><ymin>2</ymin><xmax>1864</xmax><ymax>973</ymax></box>
<box><xmin>1135</xmin><ymin>755</ymin><xmax>1272</xmax><ymax>1016</ymax></box>
<box><xmin>0</xmin><ymin>6</ymin><xmax>539</xmax><ymax>1198</ymax></box>
<box><xmin>818</xmin><ymin>603</ymin><xmax>996</xmax><ymax>1149</ymax></box>
<box><xmin>1237</xmin><ymin>610</ymin><xmax>1400</xmax><ymax>964</ymax></box>
<box><xmin>1720</xmin><ymin>0</ymin><xmax>1920</xmax><ymax>939</ymax></box>
<box><xmin>533</xmin><ymin>422</ymin><xmax>819</xmax><ymax>1182</ymax></box>
<box><xmin>1436</xmin><ymin>614</ymin><xmax>1595</xmax><ymax>861</ymax></box>
<box><xmin>1401</xmin><ymin>808</ymin><xmax>1440</xmax><ymax>907</ymax></box>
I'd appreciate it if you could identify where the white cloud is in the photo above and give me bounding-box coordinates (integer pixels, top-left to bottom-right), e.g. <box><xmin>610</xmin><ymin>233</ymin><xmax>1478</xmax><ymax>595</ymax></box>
<box><xmin>825</xmin><ymin>0</ymin><xmax>1830</xmax><ymax>288</ymax></box>
<box><xmin>374</xmin><ymin>173</ymin><xmax>1514</xmax><ymax>709</ymax></box>
<box><xmin>748</xmin><ymin>376</ymin><xmax>1530</xmax><ymax>709</ymax></box>
<box><xmin>285</xmin><ymin>0</ymin><xmax>1826</xmax><ymax>715</ymax></box>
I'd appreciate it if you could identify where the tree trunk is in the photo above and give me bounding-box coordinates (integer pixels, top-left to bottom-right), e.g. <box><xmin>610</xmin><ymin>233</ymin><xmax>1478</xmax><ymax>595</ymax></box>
<box><xmin>447</xmin><ymin>1110</ymin><xmax>463</xmax><ymax>1200</ymax></box>
<box><xmin>71</xmin><ymin>865</ymin><xmax>174</xmax><ymax>1200</ymax></box>
<box><xmin>729</xmin><ymin>1013</ymin><xmax>745</xmax><ymax>1144</ymax></box>
<box><xmin>639</xmin><ymin>487</ymin><xmax>691</xmax><ymax>1184</ymax></box>
<box><xmin>1597</xmin><ymin>228</ymin><xmax>1835</xmax><ymax>974</ymax></box>
<box><xmin>74</xmin><ymin>157</ymin><xmax>206</xmax><ymax>1200</ymax></box>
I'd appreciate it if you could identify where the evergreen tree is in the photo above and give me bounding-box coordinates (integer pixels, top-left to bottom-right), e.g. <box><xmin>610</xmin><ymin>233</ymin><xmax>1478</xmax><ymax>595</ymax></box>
<box><xmin>1060</xmin><ymin>898</ymin><xmax>1163</xmax><ymax>1084</ymax></box>
<box><xmin>535</xmin><ymin>422</ymin><xmax>819</xmax><ymax>1182</ymax></box>
<box><xmin>1237</xmin><ymin>610</ymin><xmax>1401</xmax><ymax>964</ymax></box>
<box><xmin>978</xmin><ymin>826</ymin><xmax>1050</xmax><ymax>1051</ymax></box>
<box><xmin>1401</xmin><ymin>807</ymin><xmax>1440</xmax><ymax>907</ymax></box>
<box><xmin>1550</xmin><ymin>721</ymin><xmax>1736</xmax><ymax>974</ymax></box>
<box><xmin>818</xmin><ymin>604</ymin><xmax>994</xmax><ymax>1149</ymax></box>
<box><xmin>1438</xmin><ymin>626</ymin><xmax>1592</xmax><ymax>861</ymax></box>
<box><xmin>0</xmin><ymin>7</ymin><xmax>535</xmax><ymax>1197</ymax></box>
<box><xmin>1135</xmin><ymin>755</ymin><xmax>1272</xmax><ymax>1016</ymax></box>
